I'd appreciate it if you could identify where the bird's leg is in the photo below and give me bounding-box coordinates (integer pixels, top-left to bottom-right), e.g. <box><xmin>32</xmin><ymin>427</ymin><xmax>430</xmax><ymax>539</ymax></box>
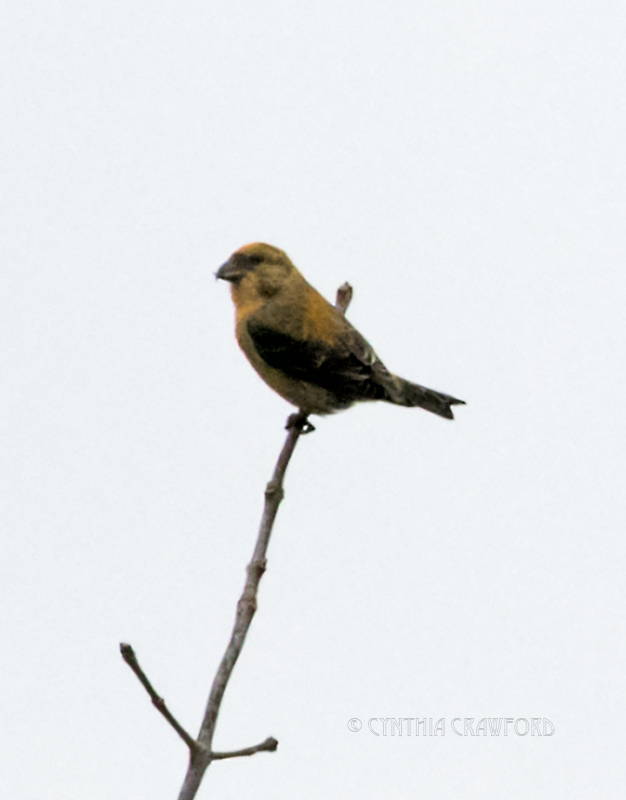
<box><xmin>286</xmin><ymin>411</ymin><xmax>316</xmax><ymax>434</ymax></box>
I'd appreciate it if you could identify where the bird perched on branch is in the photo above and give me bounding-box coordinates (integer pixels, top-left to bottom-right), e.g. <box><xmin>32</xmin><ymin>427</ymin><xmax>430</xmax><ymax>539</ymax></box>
<box><xmin>216</xmin><ymin>243</ymin><xmax>464</xmax><ymax>420</ymax></box>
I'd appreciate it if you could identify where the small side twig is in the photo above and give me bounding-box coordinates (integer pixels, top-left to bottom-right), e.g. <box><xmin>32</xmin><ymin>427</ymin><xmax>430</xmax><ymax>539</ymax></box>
<box><xmin>120</xmin><ymin>643</ymin><xmax>197</xmax><ymax>752</ymax></box>
<box><xmin>212</xmin><ymin>736</ymin><xmax>279</xmax><ymax>760</ymax></box>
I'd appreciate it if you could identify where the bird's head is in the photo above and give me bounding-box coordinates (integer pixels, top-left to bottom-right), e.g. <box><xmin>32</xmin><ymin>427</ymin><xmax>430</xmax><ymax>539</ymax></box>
<box><xmin>216</xmin><ymin>243</ymin><xmax>295</xmax><ymax>301</ymax></box>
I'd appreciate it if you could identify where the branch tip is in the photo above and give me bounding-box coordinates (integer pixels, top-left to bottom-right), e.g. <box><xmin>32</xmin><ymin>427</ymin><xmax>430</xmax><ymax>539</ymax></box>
<box><xmin>335</xmin><ymin>282</ymin><xmax>353</xmax><ymax>315</ymax></box>
<box><xmin>120</xmin><ymin>642</ymin><xmax>135</xmax><ymax>659</ymax></box>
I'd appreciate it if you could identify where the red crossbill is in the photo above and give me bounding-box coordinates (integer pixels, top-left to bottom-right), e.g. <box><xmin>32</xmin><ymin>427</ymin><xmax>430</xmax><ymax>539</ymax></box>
<box><xmin>217</xmin><ymin>243</ymin><xmax>464</xmax><ymax>420</ymax></box>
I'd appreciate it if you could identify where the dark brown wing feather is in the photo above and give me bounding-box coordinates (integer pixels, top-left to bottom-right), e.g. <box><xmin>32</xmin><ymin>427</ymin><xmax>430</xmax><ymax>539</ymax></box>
<box><xmin>246</xmin><ymin>319</ymin><xmax>387</xmax><ymax>406</ymax></box>
<box><xmin>247</xmin><ymin>318</ymin><xmax>465</xmax><ymax>418</ymax></box>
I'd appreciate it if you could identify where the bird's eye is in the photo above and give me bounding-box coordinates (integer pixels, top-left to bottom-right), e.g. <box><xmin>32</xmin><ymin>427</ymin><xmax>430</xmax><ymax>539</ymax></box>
<box><xmin>248</xmin><ymin>254</ymin><xmax>262</xmax><ymax>265</ymax></box>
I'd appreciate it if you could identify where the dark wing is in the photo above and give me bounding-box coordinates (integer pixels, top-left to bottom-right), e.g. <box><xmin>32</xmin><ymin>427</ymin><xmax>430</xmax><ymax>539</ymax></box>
<box><xmin>246</xmin><ymin>319</ymin><xmax>389</xmax><ymax>404</ymax></box>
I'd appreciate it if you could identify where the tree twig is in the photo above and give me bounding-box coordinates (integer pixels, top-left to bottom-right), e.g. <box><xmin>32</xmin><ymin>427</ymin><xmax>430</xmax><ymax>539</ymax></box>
<box><xmin>335</xmin><ymin>281</ymin><xmax>353</xmax><ymax>315</ymax></box>
<box><xmin>176</xmin><ymin>412</ymin><xmax>309</xmax><ymax>799</ymax></box>
<box><xmin>212</xmin><ymin>736</ymin><xmax>279</xmax><ymax>760</ymax></box>
<box><xmin>122</xmin><ymin>282</ymin><xmax>352</xmax><ymax>800</ymax></box>
<box><xmin>120</xmin><ymin>643</ymin><xmax>198</xmax><ymax>752</ymax></box>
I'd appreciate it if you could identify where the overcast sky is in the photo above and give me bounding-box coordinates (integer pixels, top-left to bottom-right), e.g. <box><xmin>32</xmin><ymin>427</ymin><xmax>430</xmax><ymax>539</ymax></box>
<box><xmin>2</xmin><ymin>1</ymin><xmax>625</xmax><ymax>798</ymax></box>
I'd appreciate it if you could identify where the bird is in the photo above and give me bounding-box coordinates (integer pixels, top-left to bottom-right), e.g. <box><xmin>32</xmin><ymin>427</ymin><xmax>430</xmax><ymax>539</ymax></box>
<box><xmin>216</xmin><ymin>242</ymin><xmax>464</xmax><ymax>421</ymax></box>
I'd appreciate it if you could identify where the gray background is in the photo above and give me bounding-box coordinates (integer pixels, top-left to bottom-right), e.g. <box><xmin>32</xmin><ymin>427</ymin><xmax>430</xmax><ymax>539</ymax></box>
<box><xmin>2</xmin><ymin>1</ymin><xmax>625</xmax><ymax>797</ymax></box>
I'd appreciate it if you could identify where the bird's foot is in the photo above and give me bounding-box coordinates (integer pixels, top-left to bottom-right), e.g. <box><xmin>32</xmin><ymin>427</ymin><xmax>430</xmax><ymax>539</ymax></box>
<box><xmin>286</xmin><ymin>412</ymin><xmax>315</xmax><ymax>434</ymax></box>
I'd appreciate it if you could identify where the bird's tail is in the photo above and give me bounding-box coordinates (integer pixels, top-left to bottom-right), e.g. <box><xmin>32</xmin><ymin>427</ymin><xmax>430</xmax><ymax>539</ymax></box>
<box><xmin>384</xmin><ymin>375</ymin><xmax>465</xmax><ymax>420</ymax></box>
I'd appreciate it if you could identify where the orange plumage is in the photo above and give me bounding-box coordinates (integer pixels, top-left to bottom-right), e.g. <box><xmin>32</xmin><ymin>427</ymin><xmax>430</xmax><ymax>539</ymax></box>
<box><xmin>217</xmin><ymin>243</ymin><xmax>464</xmax><ymax>419</ymax></box>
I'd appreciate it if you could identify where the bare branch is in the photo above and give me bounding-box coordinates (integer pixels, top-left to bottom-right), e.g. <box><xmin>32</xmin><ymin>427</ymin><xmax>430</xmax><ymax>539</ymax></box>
<box><xmin>120</xmin><ymin>643</ymin><xmax>197</xmax><ymax>752</ymax></box>
<box><xmin>177</xmin><ymin>412</ymin><xmax>309</xmax><ymax>800</ymax></box>
<box><xmin>212</xmin><ymin>737</ymin><xmax>279</xmax><ymax>760</ymax></box>
<box><xmin>123</xmin><ymin>283</ymin><xmax>351</xmax><ymax>798</ymax></box>
<box><xmin>335</xmin><ymin>281</ymin><xmax>353</xmax><ymax>315</ymax></box>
